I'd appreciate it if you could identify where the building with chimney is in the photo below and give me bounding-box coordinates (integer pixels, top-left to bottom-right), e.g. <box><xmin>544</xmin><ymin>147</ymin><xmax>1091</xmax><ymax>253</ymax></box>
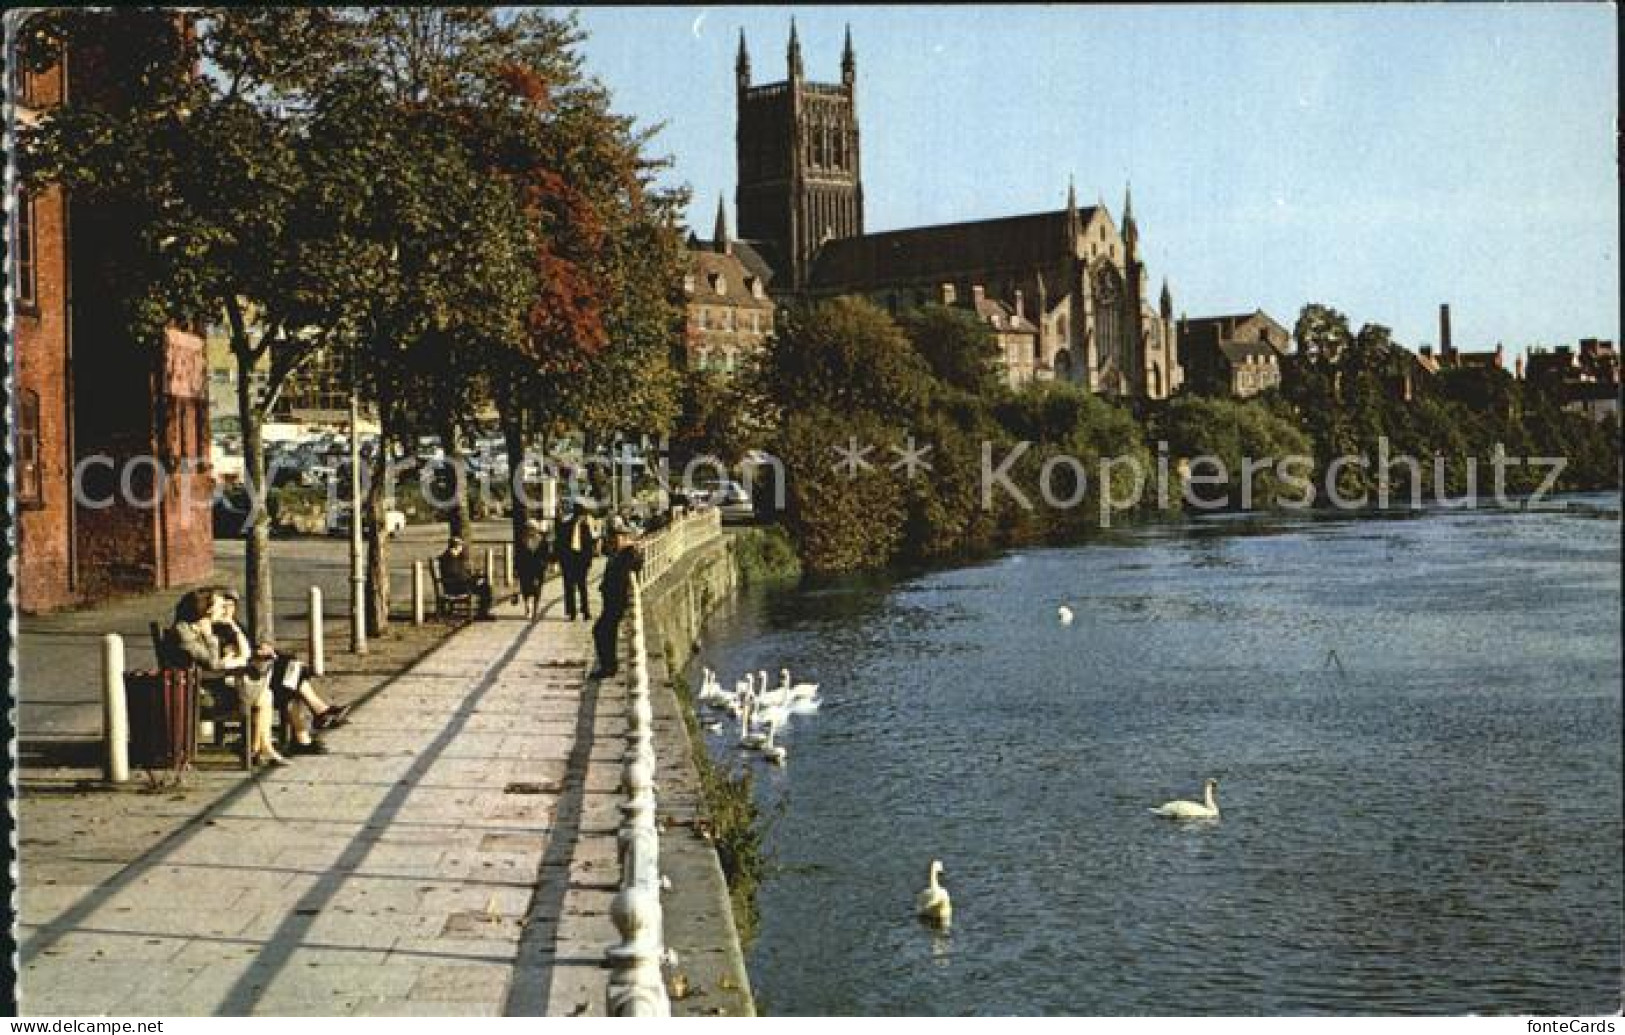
<box><xmin>1176</xmin><ymin>310</ymin><xmax>1290</xmax><ymax>398</ymax></box>
<box><xmin>1525</xmin><ymin>338</ymin><xmax>1620</xmax><ymax>421</ymax></box>
<box><xmin>682</xmin><ymin>200</ymin><xmax>777</xmax><ymax>374</ymax></box>
<box><xmin>726</xmin><ymin>23</ymin><xmax>1181</xmax><ymax>400</ymax></box>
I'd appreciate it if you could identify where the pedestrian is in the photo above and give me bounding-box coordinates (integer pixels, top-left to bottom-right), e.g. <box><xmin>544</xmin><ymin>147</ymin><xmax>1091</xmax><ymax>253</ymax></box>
<box><xmin>553</xmin><ymin>504</ymin><xmax>597</xmax><ymax>621</ymax></box>
<box><xmin>438</xmin><ymin>536</ymin><xmax>494</xmax><ymax>618</ymax></box>
<box><xmin>209</xmin><ymin>590</ymin><xmax>286</xmax><ymax>767</ymax></box>
<box><xmin>589</xmin><ymin>518</ymin><xmax>645</xmax><ymax>679</ymax></box>
<box><xmin>515</xmin><ymin>518</ymin><xmax>550</xmax><ymax>620</ymax></box>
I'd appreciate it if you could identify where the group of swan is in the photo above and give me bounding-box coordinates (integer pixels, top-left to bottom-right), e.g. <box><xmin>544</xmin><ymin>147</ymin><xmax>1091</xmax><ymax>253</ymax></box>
<box><xmin>696</xmin><ymin>667</ymin><xmax>821</xmax><ymax>766</ymax></box>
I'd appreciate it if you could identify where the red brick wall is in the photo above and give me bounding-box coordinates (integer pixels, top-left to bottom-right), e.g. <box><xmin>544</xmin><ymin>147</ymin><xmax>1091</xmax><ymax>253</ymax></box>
<box><xmin>15</xmin><ymin>185</ymin><xmax>76</xmax><ymax>613</ymax></box>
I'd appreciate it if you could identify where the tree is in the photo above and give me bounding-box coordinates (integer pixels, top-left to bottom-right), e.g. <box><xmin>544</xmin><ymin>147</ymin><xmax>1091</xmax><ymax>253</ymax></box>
<box><xmin>20</xmin><ymin>8</ymin><xmax>355</xmax><ymax>639</ymax></box>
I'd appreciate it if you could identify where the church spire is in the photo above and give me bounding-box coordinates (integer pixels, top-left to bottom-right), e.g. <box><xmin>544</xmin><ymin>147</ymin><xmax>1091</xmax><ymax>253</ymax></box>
<box><xmin>1160</xmin><ymin>277</ymin><xmax>1173</xmax><ymax>321</ymax></box>
<box><xmin>713</xmin><ymin>195</ymin><xmax>730</xmax><ymax>253</ymax></box>
<box><xmin>1122</xmin><ymin>181</ymin><xmax>1139</xmax><ymax>253</ymax></box>
<box><xmin>841</xmin><ymin>23</ymin><xmax>856</xmax><ymax>88</ymax></box>
<box><xmin>736</xmin><ymin>29</ymin><xmax>751</xmax><ymax>94</ymax></box>
<box><xmin>788</xmin><ymin>18</ymin><xmax>803</xmax><ymax>80</ymax></box>
<box><xmin>1065</xmin><ymin>177</ymin><xmax>1080</xmax><ymax>242</ymax></box>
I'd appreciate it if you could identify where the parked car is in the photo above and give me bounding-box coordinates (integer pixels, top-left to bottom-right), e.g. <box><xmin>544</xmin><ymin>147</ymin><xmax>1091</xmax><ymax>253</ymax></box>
<box><xmin>326</xmin><ymin>503</ymin><xmax>407</xmax><ymax>538</ymax></box>
<box><xmin>701</xmin><ymin>480</ymin><xmax>754</xmax><ymax>523</ymax></box>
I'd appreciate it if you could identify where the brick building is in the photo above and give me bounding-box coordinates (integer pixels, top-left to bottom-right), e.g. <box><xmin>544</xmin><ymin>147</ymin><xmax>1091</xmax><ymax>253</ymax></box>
<box><xmin>683</xmin><ymin>200</ymin><xmax>776</xmax><ymax>375</ymax></box>
<box><xmin>730</xmin><ymin>24</ymin><xmax>1181</xmax><ymax>400</ymax></box>
<box><xmin>1178</xmin><ymin>310</ymin><xmax>1290</xmax><ymax>398</ymax></box>
<box><xmin>11</xmin><ymin>16</ymin><xmax>213</xmax><ymax>612</ymax></box>
<box><xmin>1525</xmin><ymin>338</ymin><xmax>1620</xmax><ymax>422</ymax></box>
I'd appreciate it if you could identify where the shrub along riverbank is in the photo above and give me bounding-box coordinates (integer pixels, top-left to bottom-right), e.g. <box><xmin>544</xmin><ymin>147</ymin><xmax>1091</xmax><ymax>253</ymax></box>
<box><xmin>681</xmin><ymin>297</ymin><xmax>1619</xmax><ymax>575</ymax></box>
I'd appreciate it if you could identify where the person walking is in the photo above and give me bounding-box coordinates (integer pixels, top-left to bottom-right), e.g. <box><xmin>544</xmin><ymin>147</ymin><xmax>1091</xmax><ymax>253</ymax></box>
<box><xmin>589</xmin><ymin>519</ymin><xmax>645</xmax><ymax>679</ymax></box>
<box><xmin>553</xmin><ymin>505</ymin><xmax>597</xmax><ymax>621</ymax></box>
<box><xmin>515</xmin><ymin>519</ymin><xmax>550</xmax><ymax>620</ymax></box>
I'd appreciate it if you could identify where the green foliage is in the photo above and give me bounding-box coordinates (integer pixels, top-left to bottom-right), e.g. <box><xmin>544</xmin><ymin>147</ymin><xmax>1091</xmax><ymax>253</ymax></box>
<box><xmin>731</xmin><ymin>526</ymin><xmax>803</xmax><ymax>584</ymax></box>
<box><xmin>1155</xmin><ymin>396</ymin><xmax>1313</xmax><ymax>508</ymax></box>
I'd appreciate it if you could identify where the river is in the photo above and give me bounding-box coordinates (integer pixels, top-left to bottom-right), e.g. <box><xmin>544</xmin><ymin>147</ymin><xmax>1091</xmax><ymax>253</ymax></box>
<box><xmin>689</xmin><ymin>495</ymin><xmax>1622</xmax><ymax>1015</ymax></box>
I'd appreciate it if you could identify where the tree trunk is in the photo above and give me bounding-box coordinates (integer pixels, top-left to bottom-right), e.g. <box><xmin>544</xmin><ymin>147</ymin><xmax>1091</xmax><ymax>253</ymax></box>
<box><xmin>441</xmin><ymin>416</ymin><xmax>471</xmax><ymax>538</ymax></box>
<box><xmin>365</xmin><ymin>379</ymin><xmax>394</xmax><ymax>636</ymax></box>
<box><xmin>498</xmin><ymin>379</ymin><xmax>529</xmax><ymax>547</ymax></box>
<box><xmin>235</xmin><ymin>341</ymin><xmax>275</xmax><ymax>642</ymax></box>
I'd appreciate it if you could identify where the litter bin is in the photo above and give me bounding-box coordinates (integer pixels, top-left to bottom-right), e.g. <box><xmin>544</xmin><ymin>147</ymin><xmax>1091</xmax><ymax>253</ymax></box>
<box><xmin>124</xmin><ymin>668</ymin><xmax>199</xmax><ymax>771</ymax></box>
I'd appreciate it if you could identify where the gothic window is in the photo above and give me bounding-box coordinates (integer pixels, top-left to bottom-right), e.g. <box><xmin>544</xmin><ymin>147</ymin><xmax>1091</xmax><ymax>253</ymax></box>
<box><xmin>14</xmin><ymin>189</ymin><xmax>37</xmax><ymax>309</ymax></box>
<box><xmin>1150</xmin><ymin>364</ymin><xmax>1163</xmax><ymax>397</ymax></box>
<box><xmin>18</xmin><ymin>388</ymin><xmax>43</xmax><ymax>507</ymax></box>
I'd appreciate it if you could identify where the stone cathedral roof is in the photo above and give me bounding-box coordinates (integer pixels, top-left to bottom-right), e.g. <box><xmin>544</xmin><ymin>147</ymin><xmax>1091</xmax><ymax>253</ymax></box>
<box><xmin>808</xmin><ymin>208</ymin><xmax>1101</xmax><ymax>291</ymax></box>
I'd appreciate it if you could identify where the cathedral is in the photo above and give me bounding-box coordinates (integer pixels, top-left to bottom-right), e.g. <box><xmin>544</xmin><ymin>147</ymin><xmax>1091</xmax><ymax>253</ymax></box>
<box><xmin>725</xmin><ymin>23</ymin><xmax>1182</xmax><ymax>400</ymax></box>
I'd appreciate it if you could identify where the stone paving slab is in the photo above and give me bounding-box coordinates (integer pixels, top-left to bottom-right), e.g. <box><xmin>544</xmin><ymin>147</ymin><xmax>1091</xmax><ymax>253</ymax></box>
<box><xmin>17</xmin><ymin>565</ymin><xmax>650</xmax><ymax>1017</ymax></box>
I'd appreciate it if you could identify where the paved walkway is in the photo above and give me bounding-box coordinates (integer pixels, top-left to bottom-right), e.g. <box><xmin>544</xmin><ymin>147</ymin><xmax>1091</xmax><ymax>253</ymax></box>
<box><xmin>18</xmin><ymin>572</ymin><xmax>636</xmax><ymax>1016</ymax></box>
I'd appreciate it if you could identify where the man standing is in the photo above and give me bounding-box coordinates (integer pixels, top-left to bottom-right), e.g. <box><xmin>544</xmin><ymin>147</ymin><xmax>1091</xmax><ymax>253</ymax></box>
<box><xmin>553</xmin><ymin>505</ymin><xmax>597</xmax><ymax>621</ymax></box>
<box><xmin>438</xmin><ymin>536</ymin><xmax>494</xmax><ymax>618</ymax></box>
<box><xmin>589</xmin><ymin>519</ymin><xmax>644</xmax><ymax>679</ymax></box>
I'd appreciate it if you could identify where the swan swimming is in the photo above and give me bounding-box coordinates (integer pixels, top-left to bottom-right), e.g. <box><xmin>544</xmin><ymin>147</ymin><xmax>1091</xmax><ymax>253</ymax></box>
<box><xmin>737</xmin><ymin>696</ymin><xmax>766</xmax><ymax>749</ymax></box>
<box><xmin>1057</xmin><ymin>605</ymin><xmax>1074</xmax><ymax>625</ymax></box>
<box><xmin>1151</xmin><ymin>777</ymin><xmax>1220</xmax><ymax>820</ymax></box>
<box><xmin>760</xmin><ymin>719</ymin><xmax>787</xmax><ymax>765</ymax></box>
<box><xmin>916</xmin><ymin>860</ymin><xmax>952</xmax><ymax>926</ymax></box>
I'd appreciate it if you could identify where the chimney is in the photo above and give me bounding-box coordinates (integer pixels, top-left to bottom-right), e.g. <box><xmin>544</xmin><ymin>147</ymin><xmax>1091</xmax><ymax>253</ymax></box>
<box><xmin>1439</xmin><ymin>304</ymin><xmax>1453</xmax><ymax>354</ymax></box>
<box><xmin>940</xmin><ymin>283</ymin><xmax>956</xmax><ymax>306</ymax></box>
<box><xmin>1419</xmin><ymin>345</ymin><xmax>1432</xmax><ymax>357</ymax></box>
<box><xmin>1514</xmin><ymin>354</ymin><xmax>1525</xmax><ymax>379</ymax></box>
<box><xmin>1494</xmin><ymin>342</ymin><xmax>1504</xmax><ymax>368</ymax></box>
<box><xmin>1013</xmin><ymin>289</ymin><xmax>1025</xmax><ymax>320</ymax></box>
<box><xmin>972</xmin><ymin>285</ymin><xmax>985</xmax><ymax>306</ymax></box>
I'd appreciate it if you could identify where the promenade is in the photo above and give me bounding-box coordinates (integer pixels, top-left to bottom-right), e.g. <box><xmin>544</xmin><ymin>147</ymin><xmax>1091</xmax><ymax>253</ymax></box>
<box><xmin>19</xmin><ymin>574</ymin><xmax>636</xmax><ymax>1016</ymax></box>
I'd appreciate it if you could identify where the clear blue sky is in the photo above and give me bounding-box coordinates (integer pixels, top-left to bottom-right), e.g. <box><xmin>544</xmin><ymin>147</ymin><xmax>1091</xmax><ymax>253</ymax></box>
<box><xmin>569</xmin><ymin>4</ymin><xmax>1618</xmax><ymax>355</ymax></box>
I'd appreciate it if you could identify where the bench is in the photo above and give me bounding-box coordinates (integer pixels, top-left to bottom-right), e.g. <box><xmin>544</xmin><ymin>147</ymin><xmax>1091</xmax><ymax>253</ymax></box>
<box><xmin>148</xmin><ymin>622</ymin><xmax>265</xmax><ymax>771</ymax></box>
<box><xmin>429</xmin><ymin>557</ymin><xmax>478</xmax><ymax>620</ymax></box>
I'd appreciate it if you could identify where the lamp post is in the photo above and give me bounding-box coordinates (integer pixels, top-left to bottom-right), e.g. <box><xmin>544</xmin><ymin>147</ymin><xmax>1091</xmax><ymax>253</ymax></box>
<box><xmin>349</xmin><ymin>341</ymin><xmax>367</xmax><ymax>655</ymax></box>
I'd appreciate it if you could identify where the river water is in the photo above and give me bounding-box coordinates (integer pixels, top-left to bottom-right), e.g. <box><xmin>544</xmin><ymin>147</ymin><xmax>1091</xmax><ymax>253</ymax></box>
<box><xmin>690</xmin><ymin>495</ymin><xmax>1622</xmax><ymax>1015</ymax></box>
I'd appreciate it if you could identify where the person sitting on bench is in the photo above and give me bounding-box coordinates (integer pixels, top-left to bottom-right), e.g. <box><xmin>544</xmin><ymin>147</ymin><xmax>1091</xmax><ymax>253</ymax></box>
<box><xmin>211</xmin><ymin>591</ymin><xmax>286</xmax><ymax>767</ymax></box>
<box><xmin>211</xmin><ymin>588</ymin><xmax>352</xmax><ymax>756</ymax></box>
<box><xmin>159</xmin><ymin>587</ymin><xmax>283</xmax><ymax>766</ymax></box>
<box><xmin>438</xmin><ymin>536</ymin><xmax>494</xmax><ymax>618</ymax></box>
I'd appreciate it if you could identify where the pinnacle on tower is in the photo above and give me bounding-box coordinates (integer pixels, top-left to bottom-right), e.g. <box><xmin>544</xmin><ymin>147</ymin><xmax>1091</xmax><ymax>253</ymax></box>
<box><xmin>1065</xmin><ymin>177</ymin><xmax>1080</xmax><ymax>241</ymax></box>
<box><xmin>736</xmin><ymin>29</ymin><xmax>751</xmax><ymax>92</ymax></box>
<box><xmin>1160</xmin><ymin>278</ymin><xmax>1174</xmax><ymax>320</ymax></box>
<box><xmin>841</xmin><ymin>23</ymin><xmax>856</xmax><ymax>86</ymax></box>
<box><xmin>713</xmin><ymin>195</ymin><xmax>730</xmax><ymax>252</ymax></box>
<box><xmin>1122</xmin><ymin>181</ymin><xmax>1139</xmax><ymax>251</ymax></box>
<box><xmin>788</xmin><ymin>17</ymin><xmax>803</xmax><ymax>79</ymax></box>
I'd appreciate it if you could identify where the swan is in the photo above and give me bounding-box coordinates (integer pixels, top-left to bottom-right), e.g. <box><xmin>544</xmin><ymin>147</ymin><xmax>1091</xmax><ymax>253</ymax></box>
<box><xmin>737</xmin><ymin>696</ymin><xmax>766</xmax><ymax>749</ymax></box>
<box><xmin>777</xmin><ymin>668</ymin><xmax>821</xmax><ymax>702</ymax></box>
<box><xmin>915</xmin><ymin>860</ymin><xmax>951</xmax><ymax>926</ymax></box>
<box><xmin>760</xmin><ymin>719</ymin><xmax>787</xmax><ymax>765</ymax></box>
<box><xmin>1151</xmin><ymin>778</ymin><xmax>1220</xmax><ymax>820</ymax></box>
<box><xmin>697</xmin><ymin>668</ymin><xmax>731</xmax><ymax>708</ymax></box>
<box><xmin>1057</xmin><ymin>605</ymin><xmax>1074</xmax><ymax>625</ymax></box>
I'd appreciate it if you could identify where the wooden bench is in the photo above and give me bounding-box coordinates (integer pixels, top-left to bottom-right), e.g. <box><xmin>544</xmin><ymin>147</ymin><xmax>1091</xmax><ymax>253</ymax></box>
<box><xmin>429</xmin><ymin>557</ymin><xmax>478</xmax><ymax>620</ymax></box>
<box><xmin>148</xmin><ymin>622</ymin><xmax>263</xmax><ymax>771</ymax></box>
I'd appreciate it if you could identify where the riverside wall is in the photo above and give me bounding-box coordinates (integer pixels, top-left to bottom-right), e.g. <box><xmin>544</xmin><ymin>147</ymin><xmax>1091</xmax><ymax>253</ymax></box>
<box><xmin>637</xmin><ymin>533</ymin><xmax>754</xmax><ymax>1016</ymax></box>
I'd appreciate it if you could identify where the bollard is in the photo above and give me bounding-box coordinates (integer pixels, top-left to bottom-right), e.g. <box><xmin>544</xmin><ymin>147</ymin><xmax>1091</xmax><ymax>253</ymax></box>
<box><xmin>503</xmin><ymin>541</ymin><xmax>514</xmax><ymax>587</ymax></box>
<box><xmin>412</xmin><ymin>560</ymin><xmax>426</xmax><ymax>626</ymax></box>
<box><xmin>308</xmin><ymin>586</ymin><xmax>325</xmax><ymax>676</ymax></box>
<box><xmin>484</xmin><ymin>547</ymin><xmax>495</xmax><ymax>588</ymax></box>
<box><xmin>102</xmin><ymin>633</ymin><xmax>129</xmax><ymax>784</ymax></box>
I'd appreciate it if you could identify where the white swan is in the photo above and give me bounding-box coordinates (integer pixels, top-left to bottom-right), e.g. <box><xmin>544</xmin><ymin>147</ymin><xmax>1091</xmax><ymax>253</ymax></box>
<box><xmin>737</xmin><ymin>696</ymin><xmax>766</xmax><ymax>749</ymax></box>
<box><xmin>760</xmin><ymin>718</ymin><xmax>786</xmax><ymax>765</ymax></box>
<box><xmin>1058</xmin><ymin>605</ymin><xmax>1074</xmax><ymax>625</ymax></box>
<box><xmin>916</xmin><ymin>860</ymin><xmax>951</xmax><ymax>926</ymax></box>
<box><xmin>777</xmin><ymin>668</ymin><xmax>821</xmax><ymax>702</ymax></box>
<box><xmin>1151</xmin><ymin>778</ymin><xmax>1220</xmax><ymax>820</ymax></box>
<box><xmin>697</xmin><ymin>668</ymin><xmax>731</xmax><ymax>708</ymax></box>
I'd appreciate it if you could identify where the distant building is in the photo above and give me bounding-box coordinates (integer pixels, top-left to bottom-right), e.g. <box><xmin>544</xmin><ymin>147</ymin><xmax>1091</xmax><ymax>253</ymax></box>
<box><xmin>683</xmin><ymin>200</ymin><xmax>776</xmax><ymax>375</ymax></box>
<box><xmin>729</xmin><ymin>24</ymin><xmax>1181</xmax><ymax>401</ymax></box>
<box><xmin>1177</xmin><ymin>310</ymin><xmax>1290</xmax><ymax>398</ymax></box>
<box><xmin>1525</xmin><ymin>338</ymin><xmax>1620</xmax><ymax>421</ymax></box>
<box><xmin>1431</xmin><ymin>303</ymin><xmax>1505</xmax><ymax>372</ymax></box>
<box><xmin>11</xmin><ymin>16</ymin><xmax>213</xmax><ymax>612</ymax></box>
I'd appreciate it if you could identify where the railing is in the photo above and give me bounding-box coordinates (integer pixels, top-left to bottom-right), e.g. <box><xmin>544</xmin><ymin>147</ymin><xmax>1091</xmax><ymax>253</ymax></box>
<box><xmin>639</xmin><ymin>506</ymin><xmax>723</xmax><ymax>587</ymax></box>
<box><xmin>605</xmin><ymin>575</ymin><xmax>671</xmax><ymax>1016</ymax></box>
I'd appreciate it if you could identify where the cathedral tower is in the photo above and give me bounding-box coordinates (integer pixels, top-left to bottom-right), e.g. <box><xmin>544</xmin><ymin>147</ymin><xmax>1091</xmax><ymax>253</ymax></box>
<box><xmin>735</xmin><ymin>22</ymin><xmax>864</xmax><ymax>291</ymax></box>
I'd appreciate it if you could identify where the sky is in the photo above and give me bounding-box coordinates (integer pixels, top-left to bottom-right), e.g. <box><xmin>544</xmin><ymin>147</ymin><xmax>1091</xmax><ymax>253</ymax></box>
<box><xmin>569</xmin><ymin>4</ymin><xmax>1618</xmax><ymax>357</ymax></box>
